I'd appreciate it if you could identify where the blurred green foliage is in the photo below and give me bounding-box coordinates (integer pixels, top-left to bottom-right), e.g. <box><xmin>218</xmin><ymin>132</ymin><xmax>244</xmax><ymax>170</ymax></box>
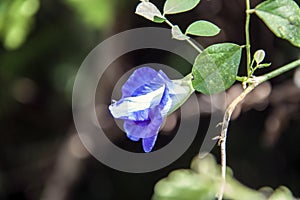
<box><xmin>0</xmin><ymin>0</ymin><xmax>117</xmax><ymax>198</ymax></box>
<box><xmin>0</xmin><ymin>0</ymin><xmax>115</xmax><ymax>50</ymax></box>
<box><xmin>153</xmin><ymin>154</ymin><xmax>298</xmax><ymax>200</ymax></box>
<box><xmin>63</xmin><ymin>0</ymin><xmax>115</xmax><ymax>30</ymax></box>
<box><xmin>0</xmin><ymin>0</ymin><xmax>39</xmax><ymax>50</ymax></box>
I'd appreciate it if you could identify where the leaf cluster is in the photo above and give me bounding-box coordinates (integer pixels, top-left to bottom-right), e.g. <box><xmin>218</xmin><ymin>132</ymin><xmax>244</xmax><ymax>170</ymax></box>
<box><xmin>136</xmin><ymin>0</ymin><xmax>300</xmax><ymax>94</ymax></box>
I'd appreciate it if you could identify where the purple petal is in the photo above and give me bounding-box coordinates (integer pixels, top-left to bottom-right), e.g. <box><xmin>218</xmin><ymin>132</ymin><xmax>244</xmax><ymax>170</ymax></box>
<box><xmin>122</xmin><ymin>67</ymin><xmax>159</xmax><ymax>98</ymax></box>
<box><xmin>142</xmin><ymin>134</ymin><xmax>158</xmax><ymax>153</ymax></box>
<box><xmin>158</xmin><ymin>70</ymin><xmax>172</xmax><ymax>83</ymax></box>
<box><xmin>134</xmin><ymin>119</ymin><xmax>151</xmax><ymax>126</ymax></box>
<box><xmin>129</xmin><ymin>109</ymin><xmax>150</xmax><ymax>121</ymax></box>
<box><xmin>122</xmin><ymin>67</ymin><xmax>173</xmax><ymax>98</ymax></box>
<box><xmin>148</xmin><ymin>70</ymin><xmax>172</xmax><ymax>86</ymax></box>
<box><xmin>123</xmin><ymin>106</ymin><xmax>163</xmax><ymax>139</ymax></box>
<box><xmin>126</xmin><ymin>134</ymin><xmax>140</xmax><ymax>141</ymax></box>
<box><xmin>131</xmin><ymin>82</ymin><xmax>164</xmax><ymax>97</ymax></box>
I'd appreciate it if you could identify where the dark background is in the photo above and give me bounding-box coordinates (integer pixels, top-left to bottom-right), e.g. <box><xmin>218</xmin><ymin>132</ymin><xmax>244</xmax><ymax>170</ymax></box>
<box><xmin>0</xmin><ymin>0</ymin><xmax>299</xmax><ymax>199</ymax></box>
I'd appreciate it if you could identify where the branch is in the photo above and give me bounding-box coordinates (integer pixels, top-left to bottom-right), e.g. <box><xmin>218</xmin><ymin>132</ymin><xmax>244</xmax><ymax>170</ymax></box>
<box><xmin>217</xmin><ymin>83</ymin><xmax>257</xmax><ymax>200</ymax></box>
<box><xmin>217</xmin><ymin>59</ymin><xmax>300</xmax><ymax>200</ymax></box>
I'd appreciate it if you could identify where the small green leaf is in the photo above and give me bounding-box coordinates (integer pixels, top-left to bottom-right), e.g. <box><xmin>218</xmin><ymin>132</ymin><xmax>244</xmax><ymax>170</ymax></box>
<box><xmin>153</xmin><ymin>16</ymin><xmax>165</xmax><ymax>23</ymax></box>
<box><xmin>257</xmin><ymin>63</ymin><xmax>271</xmax><ymax>68</ymax></box>
<box><xmin>135</xmin><ymin>2</ymin><xmax>164</xmax><ymax>22</ymax></box>
<box><xmin>255</xmin><ymin>0</ymin><xmax>300</xmax><ymax>47</ymax></box>
<box><xmin>171</xmin><ymin>25</ymin><xmax>190</xmax><ymax>40</ymax></box>
<box><xmin>163</xmin><ymin>0</ymin><xmax>201</xmax><ymax>15</ymax></box>
<box><xmin>254</xmin><ymin>49</ymin><xmax>265</xmax><ymax>64</ymax></box>
<box><xmin>186</xmin><ymin>20</ymin><xmax>221</xmax><ymax>37</ymax></box>
<box><xmin>192</xmin><ymin>43</ymin><xmax>242</xmax><ymax>94</ymax></box>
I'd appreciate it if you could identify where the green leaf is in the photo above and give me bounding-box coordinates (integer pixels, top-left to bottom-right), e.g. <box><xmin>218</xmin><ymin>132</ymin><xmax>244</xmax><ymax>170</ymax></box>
<box><xmin>135</xmin><ymin>2</ymin><xmax>165</xmax><ymax>22</ymax></box>
<box><xmin>163</xmin><ymin>0</ymin><xmax>201</xmax><ymax>15</ymax></box>
<box><xmin>255</xmin><ymin>0</ymin><xmax>300</xmax><ymax>47</ymax></box>
<box><xmin>171</xmin><ymin>25</ymin><xmax>189</xmax><ymax>40</ymax></box>
<box><xmin>186</xmin><ymin>20</ymin><xmax>221</xmax><ymax>37</ymax></box>
<box><xmin>192</xmin><ymin>43</ymin><xmax>242</xmax><ymax>94</ymax></box>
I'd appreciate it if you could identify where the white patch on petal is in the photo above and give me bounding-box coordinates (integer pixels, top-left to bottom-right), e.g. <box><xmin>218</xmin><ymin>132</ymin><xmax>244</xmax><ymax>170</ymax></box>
<box><xmin>109</xmin><ymin>85</ymin><xmax>165</xmax><ymax>118</ymax></box>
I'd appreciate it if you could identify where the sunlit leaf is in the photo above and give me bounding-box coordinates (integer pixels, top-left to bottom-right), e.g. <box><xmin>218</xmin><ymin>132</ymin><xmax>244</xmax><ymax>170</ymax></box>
<box><xmin>186</xmin><ymin>20</ymin><xmax>220</xmax><ymax>37</ymax></box>
<box><xmin>163</xmin><ymin>0</ymin><xmax>201</xmax><ymax>15</ymax></box>
<box><xmin>135</xmin><ymin>1</ymin><xmax>164</xmax><ymax>22</ymax></box>
<box><xmin>192</xmin><ymin>43</ymin><xmax>242</xmax><ymax>94</ymax></box>
<box><xmin>171</xmin><ymin>25</ymin><xmax>189</xmax><ymax>40</ymax></box>
<box><xmin>255</xmin><ymin>0</ymin><xmax>300</xmax><ymax>47</ymax></box>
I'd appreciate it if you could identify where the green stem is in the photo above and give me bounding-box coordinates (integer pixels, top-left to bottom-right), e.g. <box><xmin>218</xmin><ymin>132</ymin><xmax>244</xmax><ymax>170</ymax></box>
<box><xmin>186</xmin><ymin>38</ymin><xmax>203</xmax><ymax>53</ymax></box>
<box><xmin>236</xmin><ymin>76</ymin><xmax>247</xmax><ymax>82</ymax></box>
<box><xmin>245</xmin><ymin>0</ymin><xmax>252</xmax><ymax>77</ymax></box>
<box><xmin>165</xmin><ymin>19</ymin><xmax>202</xmax><ymax>53</ymax></box>
<box><xmin>164</xmin><ymin>18</ymin><xmax>173</xmax><ymax>27</ymax></box>
<box><xmin>249</xmin><ymin>58</ymin><xmax>255</xmax><ymax>74</ymax></box>
<box><xmin>258</xmin><ymin>59</ymin><xmax>300</xmax><ymax>83</ymax></box>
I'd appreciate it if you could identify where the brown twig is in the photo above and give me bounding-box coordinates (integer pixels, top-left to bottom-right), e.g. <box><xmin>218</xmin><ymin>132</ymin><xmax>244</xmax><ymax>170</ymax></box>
<box><xmin>217</xmin><ymin>82</ymin><xmax>258</xmax><ymax>200</ymax></box>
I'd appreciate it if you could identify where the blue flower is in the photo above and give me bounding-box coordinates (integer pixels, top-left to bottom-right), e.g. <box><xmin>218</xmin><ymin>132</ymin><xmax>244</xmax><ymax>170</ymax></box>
<box><xmin>109</xmin><ymin>67</ymin><xmax>194</xmax><ymax>152</ymax></box>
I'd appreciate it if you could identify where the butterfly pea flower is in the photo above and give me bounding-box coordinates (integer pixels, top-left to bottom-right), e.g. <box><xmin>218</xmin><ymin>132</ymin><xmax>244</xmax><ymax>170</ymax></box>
<box><xmin>109</xmin><ymin>67</ymin><xmax>194</xmax><ymax>152</ymax></box>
